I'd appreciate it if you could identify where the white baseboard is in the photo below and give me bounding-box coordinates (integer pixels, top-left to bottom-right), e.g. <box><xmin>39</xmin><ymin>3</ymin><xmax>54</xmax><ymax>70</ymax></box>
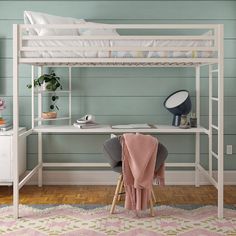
<box><xmin>26</xmin><ymin>170</ymin><xmax>236</xmax><ymax>185</ymax></box>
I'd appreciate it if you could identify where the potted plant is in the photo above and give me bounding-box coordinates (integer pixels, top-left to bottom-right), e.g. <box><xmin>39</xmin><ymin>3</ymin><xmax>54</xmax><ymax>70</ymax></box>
<box><xmin>27</xmin><ymin>71</ymin><xmax>62</xmax><ymax>91</ymax></box>
<box><xmin>27</xmin><ymin>71</ymin><xmax>62</xmax><ymax>119</ymax></box>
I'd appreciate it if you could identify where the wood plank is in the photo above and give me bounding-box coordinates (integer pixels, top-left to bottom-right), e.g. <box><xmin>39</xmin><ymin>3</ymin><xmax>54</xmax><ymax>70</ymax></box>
<box><xmin>26</xmin><ymin>153</ymin><xmax>236</xmax><ymax>170</ymax></box>
<box><xmin>0</xmin><ymin>0</ymin><xmax>233</xmax><ymax>173</ymax></box>
<box><xmin>25</xmin><ymin>133</ymin><xmax>235</xmax><ymax>154</ymax></box>
<box><xmin>0</xmin><ymin>185</ymin><xmax>236</xmax><ymax>205</ymax></box>
<box><xmin>0</xmin><ymin>1</ymin><xmax>235</xmax><ymax>20</ymax></box>
<box><xmin>1</xmin><ymin>76</ymin><xmax>235</xmax><ymax>97</ymax></box>
<box><xmin>2</xmin><ymin>114</ymin><xmax>236</xmax><ymax>135</ymax></box>
<box><xmin>0</xmin><ymin>96</ymin><xmax>235</xmax><ymax>116</ymax></box>
<box><xmin>1</xmin><ymin>19</ymin><xmax>236</xmax><ymax>39</ymax></box>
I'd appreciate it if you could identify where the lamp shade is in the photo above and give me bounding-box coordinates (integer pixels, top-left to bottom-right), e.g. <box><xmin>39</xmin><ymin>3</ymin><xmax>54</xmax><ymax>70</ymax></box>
<box><xmin>164</xmin><ymin>90</ymin><xmax>192</xmax><ymax>126</ymax></box>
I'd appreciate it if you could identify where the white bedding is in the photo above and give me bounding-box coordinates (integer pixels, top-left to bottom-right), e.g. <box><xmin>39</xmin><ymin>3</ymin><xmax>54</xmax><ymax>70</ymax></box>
<box><xmin>22</xmin><ymin>38</ymin><xmax>213</xmax><ymax>59</ymax></box>
<box><xmin>22</xmin><ymin>11</ymin><xmax>214</xmax><ymax>59</ymax></box>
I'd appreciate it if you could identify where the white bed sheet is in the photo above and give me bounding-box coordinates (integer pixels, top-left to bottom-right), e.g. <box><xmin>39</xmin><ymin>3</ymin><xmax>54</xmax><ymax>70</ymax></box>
<box><xmin>22</xmin><ymin>38</ymin><xmax>213</xmax><ymax>59</ymax></box>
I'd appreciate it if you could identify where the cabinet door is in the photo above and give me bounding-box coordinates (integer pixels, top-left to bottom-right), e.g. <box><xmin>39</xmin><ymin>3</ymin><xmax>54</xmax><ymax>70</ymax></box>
<box><xmin>0</xmin><ymin>136</ymin><xmax>11</xmax><ymax>181</ymax></box>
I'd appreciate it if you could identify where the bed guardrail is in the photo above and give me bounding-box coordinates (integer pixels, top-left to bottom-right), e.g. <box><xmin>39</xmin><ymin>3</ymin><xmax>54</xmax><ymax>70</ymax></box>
<box><xmin>15</xmin><ymin>24</ymin><xmax>221</xmax><ymax>66</ymax></box>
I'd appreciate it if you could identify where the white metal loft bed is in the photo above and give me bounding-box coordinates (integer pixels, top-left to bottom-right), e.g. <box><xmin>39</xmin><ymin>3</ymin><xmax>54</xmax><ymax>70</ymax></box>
<box><xmin>12</xmin><ymin>24</ymin><xmax>224</xmax><ymax>219</ymax></box>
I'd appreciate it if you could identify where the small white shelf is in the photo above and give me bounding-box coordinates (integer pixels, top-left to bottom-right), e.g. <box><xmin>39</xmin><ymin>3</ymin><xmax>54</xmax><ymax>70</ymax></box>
<box><xmin>35</xmin><ymin>90</ymin><xmax>71</xmax><ymax>94</ymax></box>
<box><xmin>35</xmin><ymin>117</ymin><xmax>70</xmax><ymax>122</ymax></box>
<box><xmin>33</xmin><ymin>124</ymin><xmax>208</xmax><ymax>134</ymax></box>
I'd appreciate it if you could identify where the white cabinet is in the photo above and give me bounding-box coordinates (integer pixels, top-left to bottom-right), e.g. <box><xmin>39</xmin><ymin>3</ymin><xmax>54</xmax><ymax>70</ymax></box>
<box><xmin>0</xmin><ymin>128</ymin><xmax>26</xmax><ymax>184</ymax></box>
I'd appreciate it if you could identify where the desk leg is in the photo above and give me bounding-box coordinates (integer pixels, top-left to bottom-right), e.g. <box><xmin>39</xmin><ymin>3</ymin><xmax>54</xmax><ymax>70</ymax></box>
<box><xmin>195</xmin><ymin>133</ymin><xmax>200</xmax><ymax>187</ymax></box>
<box><xmin>38</xmin><ymin>133</ymin><xmax>43</xmax><ymax>187</ymax></box>
<box><xmin>195</xmin><ymin>66</ymin><xmax>200</xmax><ymax>188</ymax></box>
<box><xmin>13</xmin><ymin>24</ymin><xmax>19</xmax><ymax>219</ymax></box>
<box><xmin>13</xmin><ymin>135</ymin><xmax>19</xmax><ymax>219</ymax></box>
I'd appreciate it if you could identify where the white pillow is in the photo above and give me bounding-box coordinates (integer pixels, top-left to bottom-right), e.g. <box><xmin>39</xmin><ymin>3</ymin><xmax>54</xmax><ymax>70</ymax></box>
<box><xmin>24</xmin><ymin>11</ymin><xmax>37</xmax><ymax>35</ymax></box>
<box><xmin>79</xmin><ymin>21</ymin><xmax>119</xmax><ymax>36</ymax></box>
<box><xmin>24</xmin><ymin>11</ymin><xmax>85</xmax><ymax>36</ymax></box>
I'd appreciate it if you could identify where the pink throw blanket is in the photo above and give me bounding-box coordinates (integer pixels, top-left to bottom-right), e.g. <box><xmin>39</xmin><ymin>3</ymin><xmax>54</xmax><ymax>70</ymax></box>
<box><xmin>121</xmin><ymin>133</ymin><xmax>163</xmax><ymax>211</ymax></box>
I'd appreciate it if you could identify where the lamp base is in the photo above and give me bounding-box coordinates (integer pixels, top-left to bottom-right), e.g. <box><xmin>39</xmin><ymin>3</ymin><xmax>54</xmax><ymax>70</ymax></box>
<box><xmin>172</xmin><ymin>115</ymin><xmax>181</xmax><ymax>126</ymax></box>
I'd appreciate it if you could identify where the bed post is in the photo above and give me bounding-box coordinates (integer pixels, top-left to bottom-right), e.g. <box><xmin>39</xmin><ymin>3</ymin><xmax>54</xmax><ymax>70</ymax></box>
<box><xmin>208</xmin><ymin>64</ymin><xmax>213</xmax><ymax>179</ymax></box>
<box><xmin>38</xmin><ymin>66</ymin><xmax>43</xmax><ymax>187</ymax></box>
<box><xmin>13</xmin><ymin>24</ymin><xmax>20</xmax><ymax>219</ymax></box>
<box><xmin>217</xmin><ymin>24</ymin><xmax>224</xmax><ymax>219</ymax></box>
<box><xmin>69</xmin><ymin>67</ymin><xmax>72</xmax><ymax>125</ymax></box>
<box><xmin>31</xmin><ymin>66</ymin><xmax>35</xmax><ymax>129</ymax></box>
<box><xmin>195</xmin><ymin>65</ymin><xmax>200</xmax><ymax>187</ymax></box>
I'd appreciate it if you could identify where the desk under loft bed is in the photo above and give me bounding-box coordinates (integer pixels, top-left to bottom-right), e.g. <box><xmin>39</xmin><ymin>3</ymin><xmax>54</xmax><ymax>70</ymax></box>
<box><xmin>12</xmin><ymin>24</ymin><xmax>224</xmax><ymax>219</ymax></box>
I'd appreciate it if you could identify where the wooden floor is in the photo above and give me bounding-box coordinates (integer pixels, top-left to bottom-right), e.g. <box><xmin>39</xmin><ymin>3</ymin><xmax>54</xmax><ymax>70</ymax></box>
<box><xmin>0</xmin><ymin>185</ymin><xmax>236</xmax><ymax>205</ymax></box>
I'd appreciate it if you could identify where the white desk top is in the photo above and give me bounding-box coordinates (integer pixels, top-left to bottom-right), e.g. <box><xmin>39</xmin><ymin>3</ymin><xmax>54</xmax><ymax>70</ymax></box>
<box><xmin>0</xmin><ymin>127</ymin><xmax>26</xmax><ymax>136</ymax></box>
<box><xmin>33</xmin><ymin>125</ymin><xmax>208</xmax><ymax>134</ymax></box>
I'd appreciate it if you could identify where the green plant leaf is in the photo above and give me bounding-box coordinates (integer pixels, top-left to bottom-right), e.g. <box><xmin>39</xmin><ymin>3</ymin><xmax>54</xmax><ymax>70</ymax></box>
<box><xmin>46</xmin><ymin>84</ymin><xmax>52</xmax><ymax>90</ymax></box>
<box><xmin>51</xmin><ymin>84</ymin><xmax>57</xmax><ymax>91</ymax></box>
<box><xmin>38</xmin><ymin>75</ymin><xmax>45</xmax><ymax>84</ymax></box>
<box><xmin>27</xmin><ymin>72</ymin><xmax>62</xmax><ymax>92</ymax></box>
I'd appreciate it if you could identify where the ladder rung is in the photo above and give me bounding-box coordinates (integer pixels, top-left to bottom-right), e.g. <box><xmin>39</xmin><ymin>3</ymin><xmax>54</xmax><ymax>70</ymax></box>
<box><xmin>211</xmin><ymin>151</ymin><xmax>218</xmax><ymax>159</ymax></box>
<box><xmin>211</xmin><ymin>69</ymin><xmax>219</xmax><ymax>73</ymax></box>
<box><xmin>211</xmin><ymin>97</ymin><xmax>219</xmax><ymax>101</ymax></box>
<box><xmin>211</xmin><ymin>125</ymin><xmax>219</xmax><ymax>130</ymax></box>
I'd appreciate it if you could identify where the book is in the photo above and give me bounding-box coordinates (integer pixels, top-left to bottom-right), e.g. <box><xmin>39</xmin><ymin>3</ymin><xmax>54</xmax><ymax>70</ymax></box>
<box><xmin>0</xmin><ymin>124</ymin><xmax>12</xmax><ymax>131</ymax></box>
<box><xmin>73</xmin><ymin>121</ymin><xmax>101</xmax><ymax>129</ymax></box>
<box><xmin>111</xmin><ymin>124</ymin><xmax>153</xmax><ymax>129</ymax></box>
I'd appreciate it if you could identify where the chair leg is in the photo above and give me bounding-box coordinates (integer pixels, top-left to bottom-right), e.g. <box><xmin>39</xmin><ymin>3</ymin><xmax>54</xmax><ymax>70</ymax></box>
<box><xmin>149</xmin><ymin>195</ymin><xmax>155</xmax><ymax>217</ymax></box>
<box><xmin>110</xmin><ymin>174</ymin><xmax>123</xmax><ymax>214</ymax></box>
<box><xmin>118</xmin><ymin>178</ymin><xmax>124</xmax><ymax>202</ymax></box>
<box><xmin>111</xmin><ymin>176</ymin><xmax>156</xmax><ymax>216</ymax></box>
<box><xmin>151</xmin><ymin>187</ymin><xmax>157</xmax><ymax>204</ymax></box>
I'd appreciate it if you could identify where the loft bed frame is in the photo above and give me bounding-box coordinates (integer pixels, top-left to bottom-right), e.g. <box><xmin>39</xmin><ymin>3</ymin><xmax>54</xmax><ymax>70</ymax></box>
<box><xmin>12</xmin><ymin>24</ymin><xmax>224</xmax><ymax>219</ymax></box>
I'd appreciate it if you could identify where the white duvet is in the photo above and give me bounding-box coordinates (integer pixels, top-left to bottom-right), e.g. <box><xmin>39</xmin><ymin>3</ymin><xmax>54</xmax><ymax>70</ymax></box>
<box><xmin>22</xmin><ymin>37</ymin><xmax>213</xmax><ymax>59</ymax></box>
<box><xmin>22</xmin><ymin>11</ymin><xmax>214</xmax><ymax>59</ymax></box>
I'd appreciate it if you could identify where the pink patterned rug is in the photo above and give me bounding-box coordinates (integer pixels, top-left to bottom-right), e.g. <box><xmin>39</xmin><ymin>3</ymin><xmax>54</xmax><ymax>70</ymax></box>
<box><xmin>0</xmin><ymin>205</ymin><xmax>236</xmax><ymax>235</ymax></box>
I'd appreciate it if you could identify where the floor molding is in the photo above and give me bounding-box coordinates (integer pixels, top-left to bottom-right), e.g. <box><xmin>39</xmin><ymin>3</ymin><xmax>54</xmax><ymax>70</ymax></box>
<box><xmin>25</xmin><ymin>170</ymin><xmax>236</xmax><ymax>185</ymax></box>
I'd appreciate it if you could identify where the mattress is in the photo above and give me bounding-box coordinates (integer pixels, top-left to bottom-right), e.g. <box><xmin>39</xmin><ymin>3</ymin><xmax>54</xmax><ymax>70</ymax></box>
<box><xmin>22</xmin><ymin>38</ymin><xmax>214</xmax><ymax>59</ymax></box>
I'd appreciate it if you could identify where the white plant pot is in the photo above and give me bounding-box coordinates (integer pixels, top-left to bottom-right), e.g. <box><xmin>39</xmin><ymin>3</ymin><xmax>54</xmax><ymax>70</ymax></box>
<box><xmin>40</xmin><ymin>81</ymin><xmax>48</xmax><ymax>91</ymax></box>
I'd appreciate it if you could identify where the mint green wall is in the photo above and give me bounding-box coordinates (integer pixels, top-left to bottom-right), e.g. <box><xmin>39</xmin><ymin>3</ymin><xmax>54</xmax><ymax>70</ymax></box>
<box><xmin>0</xmin><ymin>1</ymin><xmax>235</xmax><ymax>170</ymax></box>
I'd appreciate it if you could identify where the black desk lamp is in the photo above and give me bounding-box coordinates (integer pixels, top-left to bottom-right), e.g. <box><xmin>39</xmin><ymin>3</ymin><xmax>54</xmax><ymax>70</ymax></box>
<box><xmin>164</xmin><ymin>90</ymin><xmax>192</xmax><ymax>126</ymax></box>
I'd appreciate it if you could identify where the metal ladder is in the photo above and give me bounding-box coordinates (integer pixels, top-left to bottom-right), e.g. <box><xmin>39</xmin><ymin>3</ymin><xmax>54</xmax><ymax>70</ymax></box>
<box><xmin>208</xmin><ymin>64</ymin><xmax>224</xmax><ymax>218</ymax></box>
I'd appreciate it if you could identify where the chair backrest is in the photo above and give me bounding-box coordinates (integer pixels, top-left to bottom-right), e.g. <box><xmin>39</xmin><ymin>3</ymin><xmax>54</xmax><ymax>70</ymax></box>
<box><xmin>103</xmin><ymin>136</ymin><xmax>168</xmax><ymax>173</ymax></box>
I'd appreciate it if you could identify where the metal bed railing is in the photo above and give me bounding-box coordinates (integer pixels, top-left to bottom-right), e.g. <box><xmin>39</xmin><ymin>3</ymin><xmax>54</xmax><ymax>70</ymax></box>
<box><xmin>16</xmin><ymin>24</ymin><xmax>219</xmax><ymax>66</ymax></box>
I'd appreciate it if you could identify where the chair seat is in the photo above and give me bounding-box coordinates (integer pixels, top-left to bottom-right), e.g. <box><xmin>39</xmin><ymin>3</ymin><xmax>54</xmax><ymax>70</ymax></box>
<box><xmin>103</xmin><ymin>136</ymin><xmax>168</xmax><ymax>173</ymax></box>
<box><xmin>112</xmin><ymin>163</ymin><xmax>122</xmax><ymax>173</ymax></box>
